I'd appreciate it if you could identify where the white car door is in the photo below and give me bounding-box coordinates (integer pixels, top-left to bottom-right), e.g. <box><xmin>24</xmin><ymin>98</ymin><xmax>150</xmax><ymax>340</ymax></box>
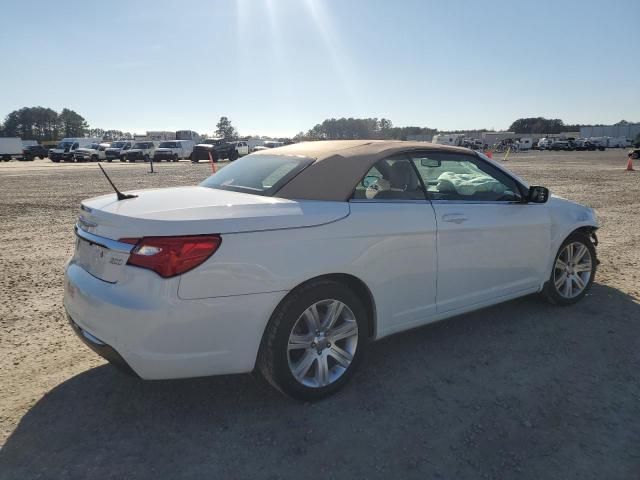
<box><xmin>408</xmin><ymin>151</ymin><xmax>551</xmax><ymax>314</ymax></box>
<box><xmin>349</xmin><ymin>155</ymin><xmax>438</xmax><ymax>334</ymax></box>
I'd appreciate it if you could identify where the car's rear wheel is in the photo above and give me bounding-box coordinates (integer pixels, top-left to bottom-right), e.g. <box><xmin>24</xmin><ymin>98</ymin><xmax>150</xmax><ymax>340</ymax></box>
<box><xmin>543</xmin><ymin>232</ymin><xmax>596</xmax><ymax>305</ymax></box>
<box><xmin>258</xmin><ymin>279</ymin><xmax>368</xmax><ymax>401</ymax></box>
<box><xmin>173</xmin><ymin>154</ymin><xmax>179</xmax><ymax>162</ymax></box>
<box><xmin>229</xmin><ymin>149</ymin><xmax>239</xmax><ymax>161</ymax></box>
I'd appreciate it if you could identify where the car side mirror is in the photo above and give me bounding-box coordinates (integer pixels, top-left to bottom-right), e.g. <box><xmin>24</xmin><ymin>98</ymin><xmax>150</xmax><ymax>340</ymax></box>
<box><xmin>527</xmin><ymin>186</ymin><xmax>549</xmax><ymax>203</ymax></box>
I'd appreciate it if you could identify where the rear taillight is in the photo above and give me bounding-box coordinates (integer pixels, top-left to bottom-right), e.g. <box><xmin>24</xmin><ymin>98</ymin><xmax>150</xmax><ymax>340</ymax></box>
<box><xmin>119</xmin><ymin>235</ymin><xmax>221</xmax><ymax>278</ymax></box>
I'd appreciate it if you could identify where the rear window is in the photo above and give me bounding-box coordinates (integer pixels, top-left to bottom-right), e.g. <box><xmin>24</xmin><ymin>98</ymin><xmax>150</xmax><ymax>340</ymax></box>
<box><xmin>200</xmin><ymin>154</ymin><xmax>313</xmax><ymax>196</ymax></box>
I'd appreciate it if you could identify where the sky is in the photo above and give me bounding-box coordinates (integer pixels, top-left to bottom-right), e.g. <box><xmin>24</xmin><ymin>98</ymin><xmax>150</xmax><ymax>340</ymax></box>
<box><xmin>1</xmin><ymin>0</ymin><xmax>639</xmax><ymax>137</ymax></box>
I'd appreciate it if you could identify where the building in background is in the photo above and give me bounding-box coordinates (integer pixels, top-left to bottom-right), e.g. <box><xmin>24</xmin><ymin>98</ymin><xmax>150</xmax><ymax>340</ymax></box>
<box><xmin>580</xmin><ymin>124</ymin><xmax>640</xmax><ymax>141</ymax></box>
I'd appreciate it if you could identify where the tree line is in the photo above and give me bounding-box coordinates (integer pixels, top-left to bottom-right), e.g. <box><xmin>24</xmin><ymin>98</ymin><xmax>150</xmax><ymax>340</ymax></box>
<box><xmin>293</xmin><ymin>118</ymin><xmax>438</xmax><ymax>142</ymax></box>
<box><xmin>3</xmin><ymin>106</ymin><xmax>636</xmax><ymax>144</ymax></box>
<box><xmin>0</xmin><ymin>106</ymin><xmax>134</xmax><ymax>142</ymax></box>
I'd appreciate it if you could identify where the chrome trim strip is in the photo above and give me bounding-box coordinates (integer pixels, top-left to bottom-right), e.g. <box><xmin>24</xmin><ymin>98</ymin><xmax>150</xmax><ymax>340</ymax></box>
<box><xmin>75</xmin><ymin>225</ymin><xmax>134</xmax><ymax>253</ymax></box>
<box><xmin>349</xmin><ymin>199</ymin><xmax>429</xmax><ymax>204</ymax></box>
<box><xmin>430</xmin><ymin>200</ymin><xmax>526</xmax><ymax>205</ymax></box>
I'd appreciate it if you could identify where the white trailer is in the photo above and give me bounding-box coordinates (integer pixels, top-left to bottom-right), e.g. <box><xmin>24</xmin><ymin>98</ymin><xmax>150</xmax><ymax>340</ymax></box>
<box><xmin>432</xmin><ymin>134</ymin><xmax>464</xmax><ymax>146</ymax></box>
<box><xmin>146</xmin><ymin>131</ymin><xmax>176</xmax><ymax>141</ymax></box>
<box><xmin>0</xmin><ymin>137</ymin><xmax>26</xmax><ymax>161</ymax></box>
<box><xmin>517</xmin><ymin>137</ymin><xmax>533</xmax><ymax>150</ymax></box>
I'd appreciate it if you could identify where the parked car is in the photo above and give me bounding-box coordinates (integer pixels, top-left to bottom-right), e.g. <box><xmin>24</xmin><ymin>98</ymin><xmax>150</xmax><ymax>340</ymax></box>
<box><xmin>153</xmin><ymin>140</ymin><xmax>195</xmax><ymax>162</ymax></box>
<box><xmin>105</xmin><ymin>140</ymin><xmax>135</xmax><ymax>162</ymax></box>
<box><xmin>574</xmin><ymin>139</ymin><xmax>597</xmax><ymax>151</ymax></box>
<box><xmin>124</xmin><ymin>141</ymin><xmax>159</xmax><ymax>162</ymax></box>
<box><xmin>629</xmin><ymin>148</ymin><xmax>640</xmax><ymax>160</ymax></box>
<box><xmin>191</xmin><ymin>138</ymin><xmax>239</xmax><ymax>162</ymax></box>
<box><xmin>73</xmin><ymin>143</ymin><xmax>111</xmax><ymax>162</ymax></box>
<box><xmin>0</xmin><ymin>137</ymin><xmax>26</xmax><ymax>161</ymax></box>
<box><xmin>65</xmin><ymin>140</ymin><xmax>599</xmax><ymax>400</ymax></box>
<box><xmin>20</xmin><ymin>144</ymin><xmax>49</xmax><ymax>161</ymax></box>
<box><xmin>550</xmin><ymin>140</ymin><xmax>568</xmax><ymax>151</ymax></box>
<box><xmin>49</xmin><ymin>138</ymin><xmax>101</xmax><ymax>162</ymax></box>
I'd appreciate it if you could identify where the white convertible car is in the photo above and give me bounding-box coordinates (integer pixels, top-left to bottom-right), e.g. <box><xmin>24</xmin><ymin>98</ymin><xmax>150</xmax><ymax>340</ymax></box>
<box><xmin>64</xmin><ymin>140</ymin><xmax>598</xmax><ymax>400</ymax></box>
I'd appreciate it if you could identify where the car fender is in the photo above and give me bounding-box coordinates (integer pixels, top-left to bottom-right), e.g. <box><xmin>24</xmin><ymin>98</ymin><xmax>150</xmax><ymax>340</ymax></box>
<box><xmin>544</xmin><ymin>195</ymin><xmax>598</xmax><ymax>282</ymax></box>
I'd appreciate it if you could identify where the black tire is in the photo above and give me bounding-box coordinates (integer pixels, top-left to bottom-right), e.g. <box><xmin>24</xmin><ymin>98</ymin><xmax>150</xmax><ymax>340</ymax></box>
<box><xmin>542</xmin><ymin>231</ymin><xmax>597</xmax><ymax>306</ymax></box>
<box><xmin>173</xmin><ymin>154</ymin><xmax>179</xmax><ymax>162</ymax></box>
<box><xmin>121</xmin><ymin>155</ymin><xmax>127</xmax><ymax>162</ymax></box>
<box><xmin>229</xmin><ymin>149</ymin><xmax>239</xmax><ymax>161</ymax></box>
<box><xmin>91</xmin><ymin>155</ymin><xmax>98</xmax><ymax>162</ymax></box>
<box><xmin>38</xmin><ymin>155</ymin><xmax>44</xmax><ymax>160</ymax></box>
<box><xmin>50</xmin><ymin>158</ymin><xmax>60</xmax><ymax>163</ymax></box>
<box><xmin>257</xmin><ymin>279</ymin><xmax>369</xmax><ymax>401</ymax></box>
<box><xmin>144</xmin><ymin>154</ymin><xmax>150</xmax><ymax>162</ymax></box>
<box><xmin>107</xmin><ymin>159</ymin><xmax>112</xmax><ymax>163</ymax></box>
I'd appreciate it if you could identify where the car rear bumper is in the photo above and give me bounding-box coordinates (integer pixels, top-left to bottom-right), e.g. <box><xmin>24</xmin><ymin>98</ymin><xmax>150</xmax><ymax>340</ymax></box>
<box><xmin>63</xmin><ymin>260</ymin><xmax>286</xmax><ymax>380</ymax></box>
<box><xmin>67</xmin><ymin>314</ymin><xmax>139</xmax><ymax>376</ymax></box>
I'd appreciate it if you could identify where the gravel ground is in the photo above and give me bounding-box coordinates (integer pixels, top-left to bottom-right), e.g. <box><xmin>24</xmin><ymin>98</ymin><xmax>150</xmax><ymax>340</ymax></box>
<box><xmin>0</xmin><ymin>151</ymin><xmax>639</xmax><ymax>479</ymax></box>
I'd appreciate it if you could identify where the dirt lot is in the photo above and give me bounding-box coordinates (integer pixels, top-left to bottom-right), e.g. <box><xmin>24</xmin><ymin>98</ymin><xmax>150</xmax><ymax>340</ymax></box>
<box><xmin>0</xmin><ymin>150</ymin><xmax>639</xmax><ymax>479</ymax></box>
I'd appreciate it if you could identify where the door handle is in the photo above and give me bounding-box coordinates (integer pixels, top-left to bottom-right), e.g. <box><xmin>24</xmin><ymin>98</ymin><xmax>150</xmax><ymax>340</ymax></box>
<box><xmin>442</xmin><ymin>213</ymin><xmax>468</xmax><ymax>224</ymax></box>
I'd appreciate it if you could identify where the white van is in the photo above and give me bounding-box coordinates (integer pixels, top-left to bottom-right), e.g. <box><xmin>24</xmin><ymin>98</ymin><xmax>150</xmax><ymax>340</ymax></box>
<box><xmin>49</xmin><ymin>137</ymin><xmax>101</xmax><ymax>162</ymax></box>
<box><xmin>153</xmin><ymin>140</ymin><xmax>195</xmax><ymax>162</ymax></box>
<box><xmin>124</xmin><ymin>141</ymin><xmax>159</xmax><ymax>162</ymax></box>
<box><xmin>432</xmin><ymin>134</ymin><xmax>464</xmax><ymax>146</ymax></box>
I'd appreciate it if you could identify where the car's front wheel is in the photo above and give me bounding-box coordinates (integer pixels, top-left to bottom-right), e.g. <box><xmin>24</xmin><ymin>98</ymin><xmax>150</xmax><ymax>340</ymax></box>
<box><xmin>543</xmin><ymin>232</ymin><xmax>596</xmax><ymax>305</ymax></box>
<box><xmin>258</xmin><ymin>279</ymin><xmax>368</xmax><ymax>401</ymax></box>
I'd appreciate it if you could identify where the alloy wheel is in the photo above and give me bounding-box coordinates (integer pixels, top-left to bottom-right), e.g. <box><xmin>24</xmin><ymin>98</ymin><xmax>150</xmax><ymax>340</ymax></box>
<box><xmin>554</xmin><ymin>242</ymin><xmax>592</xmax><ymax>299</ymax></box>
<box><xmin>287</xmin><ymin>299</ymin><xmax>358</xmax><ymax>388</ymax></box>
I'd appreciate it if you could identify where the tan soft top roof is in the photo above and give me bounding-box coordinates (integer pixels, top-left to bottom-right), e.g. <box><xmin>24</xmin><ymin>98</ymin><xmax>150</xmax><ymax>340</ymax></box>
<box><xmin>251</xmin><ymin>140</ymin><xmax>475</xmax><ymax>201</ymax></box>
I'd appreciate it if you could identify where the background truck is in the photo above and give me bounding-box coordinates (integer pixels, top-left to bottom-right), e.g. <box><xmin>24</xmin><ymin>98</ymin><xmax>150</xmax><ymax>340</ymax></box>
<box><xmin>124</xmin><ymin>141</ymin><xmax>159</xmax><ymax>162</ymax></box>
<box><xmin>153</xmin><ymin>140</ymin><xmax>195</xmax><ymax>162</ymax></box>
<box><xmin>49</xmin><ymin>137</ymin><xmax>101</xmax><ymax>162</ymax></box>
<box><xmin>191</xmin><ymin>138</ymin><xmax>240</xmax><ymax>162</ymax></box>
<box><xmin>0</xmin><ymin>137</ymin><xmax>24</xmax><ymax>161</ymax></box>
<box><xmin>105</xmin><ymin>140</ymin><xmax>135</xmax><ymax>162</ymax></box>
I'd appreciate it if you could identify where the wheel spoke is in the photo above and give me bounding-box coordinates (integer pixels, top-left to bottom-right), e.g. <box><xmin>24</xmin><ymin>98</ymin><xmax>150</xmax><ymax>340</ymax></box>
<box><xmin>288</xmin><ymin>333</ymin><xmax>313</xmax><ymax>350</ymax></box>
<box><xmin>566</xmin><ymin>243</ymin><xmax>574</xmax><ymax>262</ymax></box>
<box><xmin>328</xmin><ymin>320</ymin><xmax>358</xmax><ymax>342</ymax></box>
<box><xmin>555</xmin><ymin>259</ymin><xmax>568</xmax><ymax>270</ymax></box>
<box><xmin>575</xmin><ymin>261</ymin><xmax>592</xmax><ymax>273</ymax></box>
<box><xmin>573</xmin><ymin>274</ymin><xmax>586</xmax><ymax>291</ymax></box>
<box><xmin>573</xmin><ymin>244</ymin><xmax>588</xmax><ymax>263</ymax></box>
<box><xmin>292</xmin><ymin>351</ymin><xmax>316</xmax><ymax>379</ymax></box>
<box><xmin>322</xmin><ymin>300</ymin><xmax>344</xmax><ymax>330</ymax></box>
<box><xmin>555</xmin><ymin>271</ymin><xmax>568</xmax><ymax>289</ymax></box>
<box><xmin>302</xmin><ymin>304</ymin><xmax>321</xmax><ymax>332</ymax></box>
<box><xmin>315</xmin><ymin>355</ymin><xmax>330</xmax><ymax>387</ymax></box>
<box><xmin>563</xmin><ymin>277</ymin><xmax>573</xmax><ymax>297</ymax></box>
<box><xmin>328</xmin><ymin>344</ymin><xmax>353</xmax><ymax>368</ymax></box>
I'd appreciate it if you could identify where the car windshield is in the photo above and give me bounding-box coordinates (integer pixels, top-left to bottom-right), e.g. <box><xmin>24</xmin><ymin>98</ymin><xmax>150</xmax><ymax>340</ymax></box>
<box><xmin>87</xmin><ymin>144</ymin><xmax>99</xmax><ymax>149</ymax></box>
<box><xmin>111</xmin><ymin>141</ymin><xmax>126</xmax><ymax>148</ymax></box>
<box><xmin>203</xmin><ymin>139</ymin><xmax>222</xmax><ymax>145</ymax></box>
<box><xmin>56</xmin><ymin>141</ymin><xmax>73</xmax><ymax>149</ymax></box>
<box><xmin>132</xmin><ymin>143</ymin><xmax>150</xmax><ymax>149</ymax></box>
<box><xmin>159</xmin><ymin>142</ymin><xmax>177</xmax><ymax>148</ymax></box>
<box><xmin>200</xmin><ymin>154</ymin><xmax>313</xmax><ymax>196</ymax></box>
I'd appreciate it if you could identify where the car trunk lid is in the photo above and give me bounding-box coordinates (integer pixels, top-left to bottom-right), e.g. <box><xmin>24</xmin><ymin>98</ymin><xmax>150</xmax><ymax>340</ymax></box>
<box><xmin>78</xmin><ymin>186</ymin><xmax>348</xmax><ymax>238</ymax></box>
